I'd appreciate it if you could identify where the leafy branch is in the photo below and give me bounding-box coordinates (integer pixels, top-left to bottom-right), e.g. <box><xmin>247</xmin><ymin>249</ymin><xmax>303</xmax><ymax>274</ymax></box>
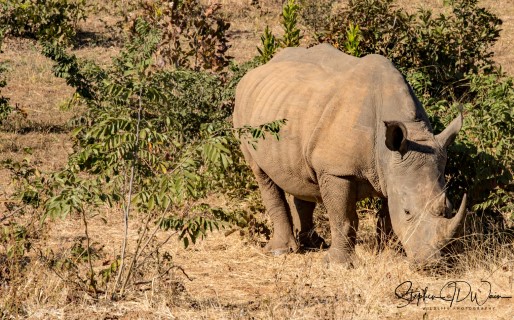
<box><xmin>234</xmin><ymin>119</ymin><xmax>288</xmax><ymax>150</ymax></box>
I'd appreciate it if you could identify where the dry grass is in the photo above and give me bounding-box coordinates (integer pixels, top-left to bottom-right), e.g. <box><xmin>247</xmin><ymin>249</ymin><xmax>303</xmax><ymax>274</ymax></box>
<box><xmin>3</xmin><ymin>210</ymin><xmax>512</xmax><ymax>319</ymax></box>
<box><xmin>1</xmin><ymin>0</ymin><xmax>514</xmax><ymax>319</ymax></box>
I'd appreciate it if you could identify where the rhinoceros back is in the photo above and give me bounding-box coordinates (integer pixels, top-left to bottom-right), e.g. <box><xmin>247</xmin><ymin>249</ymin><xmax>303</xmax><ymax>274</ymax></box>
<box><xmin>234</xmin><ymin>44</ymin><xmax>399</xmax><ymax>200</ymax></box>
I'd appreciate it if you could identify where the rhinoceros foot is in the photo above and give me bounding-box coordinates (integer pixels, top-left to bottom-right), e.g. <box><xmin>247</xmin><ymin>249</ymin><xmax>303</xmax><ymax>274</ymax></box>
<box><xmin>265</xmin><ymin>234</ymin><xmax>299</xmax><ymax>256</ymax></box>
<box><xmin>324</xmin><ymin>248</ymin><xmax>357</xmax><ymax>269</ymax></box>
<box><xmin>299</xmin><ymin>230</ymin><xmax>328</xmax><ymax>251</ymax></box>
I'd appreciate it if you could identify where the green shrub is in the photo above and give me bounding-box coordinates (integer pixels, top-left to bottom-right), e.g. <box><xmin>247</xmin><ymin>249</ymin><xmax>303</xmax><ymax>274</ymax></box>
<box><xmin>343</xmin><ymin>22</ymin><xmax>361</xmax><ymax>57</ymax></box>
<box><xmin>307</xmin><ymin>0</ymin><xmax>501</xmax><ymax>98</ymax></box>
<box><xmin>40</xmin><ymin>17</ymin><xmax>284</xmax><ymax>232</ymax></box>
<box><xmin>0</xmin><ymin>157</ymin><xmax>45</xmax><ymax>315</ymax></box>
<box><xmin>299</xmin><ymin>0</ymin><xmax>337</xmax><ymax>37</ymax></box>
<box><xmin>42</xmin><ymin>20</ymin><xmax>225</xmax><ymax>220</ymax></box>
<box><xmin>125</xmin><ymin>0</ymin><xmax>231</xmax><ymax>71</ymax></box>
<box><xmin>0</xmin><ymin>0</ymin><xmax>87</xmax><ymax>44</ymax></box>
<box><xmin>440</xmin><ymin>73</ymin><xmax>514</xmax><ymax>221</ymax></box>
<box><xmin>403</xmin><ymin>43</ymin><xmax>513</xmax><ymax>222</ymax></box>
<box><xmin>32</xmin><ymin>20</ymin><xmax>287</xmax><ymax>295</ymax></box>
<box><xmin>257</xmin><ymin>26</ymin><xmax>278</xmax><ymax>63</ymax></box>
<box><xmin>0</xmin><ymin>29</ymin><xmax>10</xmax><ymax>122</ymax></box>
<box><xmin>257</xmin><ymin>0</ymin><xmax>302</xmax><ymax>62</ymax></box>
<box><xmin>280</xmin><ymin>0</ymin><xmax>303</xmax><ymax>48</ymax></box>
<box><xmin>1</xmin><ymin>158</ymin><xmax>47</xmax><ymax>208</ymax></box>
<box><xmin>0</xmin><ymin>59</ymin><xmax>11</xmax><ymax>123</ymax></box>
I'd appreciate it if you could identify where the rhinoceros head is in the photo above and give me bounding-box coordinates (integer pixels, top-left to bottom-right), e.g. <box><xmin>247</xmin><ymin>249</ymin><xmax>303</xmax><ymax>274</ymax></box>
<box><xmin>382</xmin><ymin>113</ymin><xmax>466</xmax><ymax>268</ymax></box>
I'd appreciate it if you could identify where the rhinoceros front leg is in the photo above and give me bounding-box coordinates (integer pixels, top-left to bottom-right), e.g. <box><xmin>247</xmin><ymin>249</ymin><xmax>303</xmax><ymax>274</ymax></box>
<box><xmin>376</xmin><ymin>200</ymin><xmax>394</xmax><ymax>252</ymax></box>
<box><xmin>253</xmin><ymin>169</ymin><xmax>298</xmax><ymax>255</ymax></box>
<box><xmin>319</xmin><ymin>174</ymin><xmax>358</xmax><ymax>266</ymax></box>
<box><xmin>288</xmin><ymin>195</ymin><xmax>327</xmax><ymax>250</ymax></box>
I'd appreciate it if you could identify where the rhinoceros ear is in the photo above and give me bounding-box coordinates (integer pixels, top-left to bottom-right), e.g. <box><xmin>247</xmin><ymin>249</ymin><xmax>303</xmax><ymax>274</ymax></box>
<box><xmin>435</xmin><ymin>111</ymin><xmax>463</xmax><ymax>149</ymax></box>
<box><xmin>384</xmin><ymin>121</ymin><xmax>408</xmax><ymax>156</ymax></box>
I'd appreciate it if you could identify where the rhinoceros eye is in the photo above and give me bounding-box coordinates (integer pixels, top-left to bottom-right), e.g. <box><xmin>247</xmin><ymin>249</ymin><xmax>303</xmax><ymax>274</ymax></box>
<box><xmin>404</xmin><ymin>209</ymin><xmax>411</xmax><ymax>216</ymax></box>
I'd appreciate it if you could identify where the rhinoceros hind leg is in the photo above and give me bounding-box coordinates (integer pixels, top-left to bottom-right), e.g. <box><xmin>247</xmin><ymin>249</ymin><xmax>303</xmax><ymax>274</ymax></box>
<box><xmin>252</xmin><ymin>168</ymin><xmax>298</xmax><ymax>255</ymax></box>
<box><xmin>288</xmin><ymin>195</ymin><xmax>327</xmax><ymax>250</ymax></box>
<box><xmin>319</xmin><ymin>174</ymin><xmax>358</xmax><ymax>266</ymax></box>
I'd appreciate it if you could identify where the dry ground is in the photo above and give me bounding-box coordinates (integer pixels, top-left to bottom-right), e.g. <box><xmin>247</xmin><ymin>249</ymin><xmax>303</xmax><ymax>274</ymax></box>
<box><xmin>15</xmin><ymin>210</ymin><xmax>514</xmax><ymax>319</ymax></box>
<box><xmin>1</xmin><ymin>0</ymin><xmax>514</xmax><ymax>319</ymax></box>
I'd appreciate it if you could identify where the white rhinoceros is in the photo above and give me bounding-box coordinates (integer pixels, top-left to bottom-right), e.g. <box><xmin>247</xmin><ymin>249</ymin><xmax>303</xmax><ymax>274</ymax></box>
<box><xmin>233</xmin><ymin>44</ymin><xmax>466</xmax><ymax>268</ymax></box>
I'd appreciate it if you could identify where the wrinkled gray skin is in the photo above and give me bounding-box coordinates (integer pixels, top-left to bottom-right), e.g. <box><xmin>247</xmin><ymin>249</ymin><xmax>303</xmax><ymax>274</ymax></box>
<box><xmin>233</xmin><ymin>44</ymin><xmax>467</xmax><ymax>268</ymax></box>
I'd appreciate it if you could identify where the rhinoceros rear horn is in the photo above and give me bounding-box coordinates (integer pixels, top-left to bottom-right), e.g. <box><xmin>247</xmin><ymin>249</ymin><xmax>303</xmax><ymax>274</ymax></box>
<box><xmin>384</xmin><ymin>121</ymin><xmax>408</xmax><ymax>156</ymax></box>
<box><xmin>446</xmin><ymin>194</ymin><xmax>467</xmax><ymax>237</ymax></box>
<box><xmin>436</xmin><ymin>106</ymin><xmax>464</xmax><ymax>149</ymax></box>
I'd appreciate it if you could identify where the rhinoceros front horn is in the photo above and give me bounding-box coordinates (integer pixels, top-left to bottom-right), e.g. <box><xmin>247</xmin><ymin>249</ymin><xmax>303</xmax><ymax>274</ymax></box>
<box><xmin>446</xmin><ymin>194</ymin><xmax>467</xmax><ymax>237</ymax></box>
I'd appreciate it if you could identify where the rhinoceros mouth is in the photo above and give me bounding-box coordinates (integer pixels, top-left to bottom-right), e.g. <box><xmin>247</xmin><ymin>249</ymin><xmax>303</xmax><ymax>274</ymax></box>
<box><xmin>400</xmin><ymin>193</ymin><xmax>467</xmax><ymax>268</ymax></box>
